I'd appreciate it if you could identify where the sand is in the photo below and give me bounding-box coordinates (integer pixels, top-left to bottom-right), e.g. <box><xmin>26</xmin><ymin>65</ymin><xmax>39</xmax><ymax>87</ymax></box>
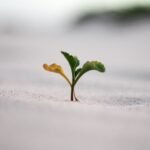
<box><xmin>0</xmin><ymin>21</ymin><xmax>150</xmax><ymax>150</ymax></box>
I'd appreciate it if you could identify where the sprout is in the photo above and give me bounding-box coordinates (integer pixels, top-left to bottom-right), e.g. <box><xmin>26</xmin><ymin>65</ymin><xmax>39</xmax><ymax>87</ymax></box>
<box><xmin>43</xmin><ymin>51</ymin><xmax>105</xmax><ymax>101</ymax></box>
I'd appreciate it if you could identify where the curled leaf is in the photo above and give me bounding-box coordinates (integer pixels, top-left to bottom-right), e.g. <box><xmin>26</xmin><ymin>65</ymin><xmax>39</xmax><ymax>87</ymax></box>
<box><xmin>74</xmin><ymin>61</ymin><xmax>105</xmax><ymax>85</ymax></box>
<box><xmin>43</xmin><ymin>63</ymin><xmax>64</xmax><ymax>74</ymax></box>
<box><xmin>43</xmin><ymin>63</ymin><xmax>71</xmax><ymax>86</ymax></box>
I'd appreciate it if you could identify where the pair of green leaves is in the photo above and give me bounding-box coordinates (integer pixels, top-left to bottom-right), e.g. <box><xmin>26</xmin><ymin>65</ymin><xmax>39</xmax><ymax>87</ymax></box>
<box><xmin>61</xmin><ymin>51</ymin><xmax>105</xmax><ymax>86</ymax></box>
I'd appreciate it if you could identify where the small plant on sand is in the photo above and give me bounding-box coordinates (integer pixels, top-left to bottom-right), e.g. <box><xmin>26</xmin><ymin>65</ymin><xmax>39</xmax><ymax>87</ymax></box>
<box><xmin>43</xmin><ymin>51</ymin><xmax>105</xmax><ymax>101</ymax></box>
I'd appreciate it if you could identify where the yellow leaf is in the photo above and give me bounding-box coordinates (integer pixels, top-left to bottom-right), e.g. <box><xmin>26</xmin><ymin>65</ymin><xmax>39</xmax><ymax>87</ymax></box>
<box><xmin>43</xmin><ymin>63</ymin><xmax>64</xmax><ymax>74</ymax></box>
<box><xmin>43</xmin><ymin>63</ymin><xmax>71</xmax><ymax>86</ymax></box>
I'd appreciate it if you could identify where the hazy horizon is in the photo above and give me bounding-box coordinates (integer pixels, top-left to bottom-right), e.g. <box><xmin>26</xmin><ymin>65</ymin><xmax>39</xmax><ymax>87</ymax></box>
<box><xmin>0</xmin><ymin>0</ymin><xmax>150</xmax><ymax>31</ymax></box>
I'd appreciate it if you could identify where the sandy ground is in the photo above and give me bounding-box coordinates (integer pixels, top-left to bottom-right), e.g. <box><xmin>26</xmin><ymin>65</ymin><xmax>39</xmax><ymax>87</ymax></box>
<box><xmin>0</xmin><ymin>22</ymin><xmax>150</xmax><ymax>150</ymax></box>
<box><xmin>0</xmin><ymin>83</ymin><xmax>150</xmax><ymax>150</ymax></box>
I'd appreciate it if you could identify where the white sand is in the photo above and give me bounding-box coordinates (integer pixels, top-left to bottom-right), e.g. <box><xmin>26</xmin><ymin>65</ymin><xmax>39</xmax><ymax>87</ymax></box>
<box><xmin>0</xmin><ymin>84</ymin><xmax>150</xmax><ymax>150</ymax></box>
<box><xmin>0</xmin><ymin>22</ymin><xmax>150</xmax><ymax>150</ymax></box>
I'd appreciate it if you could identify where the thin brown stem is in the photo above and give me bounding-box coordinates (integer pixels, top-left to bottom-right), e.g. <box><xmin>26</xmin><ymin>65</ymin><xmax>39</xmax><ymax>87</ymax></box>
<box><xmin>71</xmin><ymin>85</ymin><xmax>74</xmax><ymax>101</ymax></box>
<box><xmin>74</xmin><ymin>90</ymin><xmax>79</xmax><ymax>101</ymax></box>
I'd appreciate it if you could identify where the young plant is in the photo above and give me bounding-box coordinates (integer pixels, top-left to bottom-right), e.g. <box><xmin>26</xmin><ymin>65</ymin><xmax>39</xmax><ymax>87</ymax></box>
<box><xmin>43</xmin><ymin>51</ymin><xmax>105</xmax><ymax>101</ymax></box>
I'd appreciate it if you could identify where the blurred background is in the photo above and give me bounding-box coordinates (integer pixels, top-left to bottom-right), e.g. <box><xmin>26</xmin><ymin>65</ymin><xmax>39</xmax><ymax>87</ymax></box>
<box><xmin>0</xmin><ymin>0</ymin><xmax>150</xmax><ymax>88</ymax></box>
<box><xmin>1</xmin><ymin>2</ymin><xmax>150</xmax><ymax>150</ymax></box>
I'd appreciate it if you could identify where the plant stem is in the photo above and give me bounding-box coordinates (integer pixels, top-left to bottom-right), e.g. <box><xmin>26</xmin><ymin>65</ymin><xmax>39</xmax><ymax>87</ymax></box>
<box><xmin>61</xmin><ymin>73</ymin><xmax>72</xmax><ymax>86</ymax></box>
<box><xmin>74</xmin><ymin>91</ymin><xmax>79</xmax><ymax>101</ymax></box>
<box><xmin>71</xmin><ymin>84</ymin><xmax>74</xmax><ymax>101</ymax></box>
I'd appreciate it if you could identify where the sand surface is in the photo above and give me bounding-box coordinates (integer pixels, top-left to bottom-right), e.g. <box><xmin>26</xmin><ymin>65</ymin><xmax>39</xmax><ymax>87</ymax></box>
<box><xmin>0</xmin><ymin>22</ymin><xmax>150</xmax><ymax>150</ymax></box>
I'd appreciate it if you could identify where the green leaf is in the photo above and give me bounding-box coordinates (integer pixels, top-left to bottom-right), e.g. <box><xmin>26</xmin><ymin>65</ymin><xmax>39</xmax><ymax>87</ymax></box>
<box><xmin>61</xmin><ymin>51</ymin><xmax>80</xmax><ymax>79</ymax></box>
<box><xmin>74</xmin><ymin>61</ymin><xmax>105</xmax><ymax>85</ymax></box>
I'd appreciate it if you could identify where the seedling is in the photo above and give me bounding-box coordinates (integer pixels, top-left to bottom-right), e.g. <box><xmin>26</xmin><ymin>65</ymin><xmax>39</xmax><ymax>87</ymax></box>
<box><xmin>43</xmin><ymin>51</ymin><xmax>105</xmax><ymax>101</ymax></box>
